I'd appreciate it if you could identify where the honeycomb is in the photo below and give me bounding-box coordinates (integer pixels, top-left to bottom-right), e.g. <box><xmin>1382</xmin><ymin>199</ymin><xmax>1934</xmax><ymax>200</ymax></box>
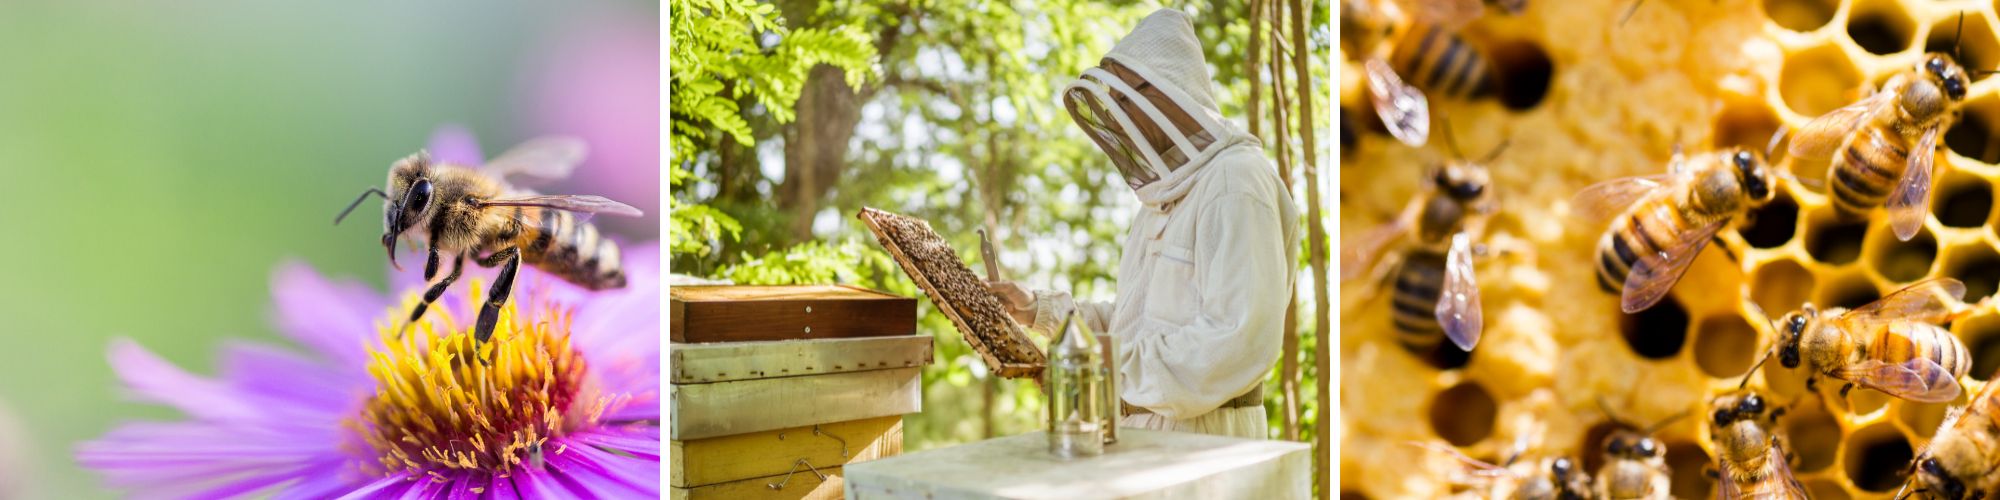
<box><xmin>1339</xmin><ymin>0</ymin><xmax>2000</xmax><ymax>497</ymax></box>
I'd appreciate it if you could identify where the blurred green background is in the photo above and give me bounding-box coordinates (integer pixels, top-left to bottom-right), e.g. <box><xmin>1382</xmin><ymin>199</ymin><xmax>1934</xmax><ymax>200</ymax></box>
<box><xmin>0</xmin><ymin>1</ymin><xmax>658</xmax><ymax>496</ymax></box>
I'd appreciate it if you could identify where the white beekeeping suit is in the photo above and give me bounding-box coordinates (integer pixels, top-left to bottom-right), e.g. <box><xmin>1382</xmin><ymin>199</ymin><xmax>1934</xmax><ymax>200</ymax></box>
<box><xmin>1033</xmin><ymin>8</ymin><xmax>1301</xmax><ymax>439</ymax></box>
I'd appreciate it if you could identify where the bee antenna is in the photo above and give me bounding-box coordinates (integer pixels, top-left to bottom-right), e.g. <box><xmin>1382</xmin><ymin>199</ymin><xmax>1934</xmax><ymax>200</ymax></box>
<box><xmin>1482</xmin><ymin>138</ymin><xmax>1512</xmax><ymax>164</ymax></box>
<box><xmin>1618</xmin><ymin>0</ymin><xmax>1645</xmax><ymax>28</ymax></box>
<box><xmin>1596</xmin><ymin>396</ymin><xmax>1633</xmax><ymax>428</ymax></box>
<box><xmin>1955</xmin><ymin>12</ymin><xmax>1967</xmax><ymax>63</ymax></box>
<box><xmin>1741</xmin><ymin>349</ymin><xmax>1775</xmax><ymax>390</ymax></box>
<box><xmin>1440</xmin><ymin>113</ymin><xmax>1465</xmax><ymax>160</ymax></box>
<box><xmin>335</xmin><ymin>187</ymin><xmax>389</xmax><ymax>225</ymax></box>
<box><xmin>1645</xmin><ymin>409</ymin><xmax>1693</xmax><ymax>434</ymax></box>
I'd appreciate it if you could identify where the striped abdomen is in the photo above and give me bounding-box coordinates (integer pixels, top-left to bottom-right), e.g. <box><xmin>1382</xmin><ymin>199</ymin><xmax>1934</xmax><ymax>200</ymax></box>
<box><xmin>1864</xmin><ymin>321</ymin><xmax>1971</xmax><ymax>380</ymax></box>
<box><xmin>1595</xmin><ymin>195</ymin><xmax>1714</xmax><ymax>292</ymax></box>
<box><xmin>1829</xmin><ymin>126</ymin><xmax>1911</xmax><ymax>219</ymax></box>
<box><xmin>1387</xmin><ymin>22</ymin><xmax>1492</xmax><ymax>99</ymax></box>
<box><xmin>1390</xmin><ymin>249</ymin><xmax>1448</xmax><ymax>348</ymax></box>
<box><xmin>499</xmin><ymin>207</ymin><xmax>626</xmax><ymax>290</ymax></box>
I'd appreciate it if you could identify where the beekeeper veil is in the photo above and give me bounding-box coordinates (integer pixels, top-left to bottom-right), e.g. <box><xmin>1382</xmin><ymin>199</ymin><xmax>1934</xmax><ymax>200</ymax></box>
<box><xmin>1063</xmin><ymin>9</ymin><xmax>1253</xmax><ymax>194</ymax></box>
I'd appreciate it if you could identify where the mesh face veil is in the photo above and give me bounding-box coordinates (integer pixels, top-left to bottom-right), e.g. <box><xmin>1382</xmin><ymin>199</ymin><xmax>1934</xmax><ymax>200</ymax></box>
<box><xmin>1062</xmin><ymin>65</ymin><xmax>1220</xmax><ymax>191</ymax></box>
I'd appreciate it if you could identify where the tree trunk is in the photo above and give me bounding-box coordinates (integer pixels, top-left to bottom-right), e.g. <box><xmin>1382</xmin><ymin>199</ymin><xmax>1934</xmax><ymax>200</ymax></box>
<box><xmin>1286</xmin><ymin>0</ymin><xmax>1333</xmax><ymax>495</ymax></box>
<box><xmin>1266</xmin><ymin>0</ymin><xmax>1302</xmax><ymax>446</ymax></box>
<box><xmin>779</xmin><ymin>65</ymin><xmax>864</xmax><ymax>243</ymax></box>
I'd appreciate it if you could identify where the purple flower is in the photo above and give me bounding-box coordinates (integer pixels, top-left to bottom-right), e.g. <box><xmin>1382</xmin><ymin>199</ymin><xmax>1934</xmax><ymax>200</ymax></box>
<box><xmin>76</xmin><ymin>244</ymin><xmax>662</xmax><ymax>498</ymax></box>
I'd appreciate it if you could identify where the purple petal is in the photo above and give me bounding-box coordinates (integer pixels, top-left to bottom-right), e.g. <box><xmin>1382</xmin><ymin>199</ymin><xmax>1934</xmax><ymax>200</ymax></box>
<box><xmin>78</xmin><ymin>421</ymin><xmax>350</xmax><ymax>498</ymax></box>
<box><xmin>507</xmin><ymin>469</ymin><xmax>563</xmax><ymax>498</ymax></box>
<box><xmin>273</xmin><ymin>466</ymin><xmax>375</xmax><ymax>500</ymax></box>
<box><xmin>544</xmin><ymin>438</ymin><xmax>659</xmax><ymax>496</ymax></box>
<box><xmin>271</xmin><ymin>261</ymin><xmax>389</xmax><ymax>367</ymax></box>
<box><xmin>335</xmin><ymin>475</ymin><xmax>415</xmax><ymax>500</ymax></box>
<box><xmin>569</xmin><ymin>426</ymin><xmax>659</xmax><ymax>459</ymax></box>
<box><xmin>107</xmin><ymin>339</ymin><xmax>267</xmax><ymax>422</ymax></box>
<box><xmin>220</xmin><ymin>341</ymin><xmax>365</xmax><ymax>416</ymax></box>
<box><xmin>426</xmin><ymin>124</ymin><xmax>485</xmax><ymax>167</ymax></box>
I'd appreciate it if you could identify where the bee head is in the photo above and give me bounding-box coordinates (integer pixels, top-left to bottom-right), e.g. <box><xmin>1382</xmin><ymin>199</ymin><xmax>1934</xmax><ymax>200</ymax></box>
<box><xmin>1549</xmin><ymin>457</ymin><xmax>1574</xmax><ymax>479</ymax></box>
<box><xmin>1913</xmin><ymin>457</ymin><xmax>1969</xmax><ymax>500</ymax></box>
<box><xmin>1778</xmin><ymin>309</ymin><xmax>1809</xmax><ymax>368</ymax></box>
<box><xmin>382</xmin><ymin>152</ymin><xmax>436</xmax><ymax>270</ymax></box>
<box><xmin>1432</xmin><ymin>162</ymin><xmax>1490</xmax><ymax>201</ymax></box>
<box><xmin>1732</xmin><ymin>148</ymin><xmax>1776</xmax><ymax>205</ymax></box>
<box><xmin>1928</xmin><ymin>53</ymin><xmax>1971</xmax><ymax>101</ymax></box>
<box><xmin>1603</xmin><ymin>432</ymin><xmax>1663</xmax><ymax>460</ymax></box>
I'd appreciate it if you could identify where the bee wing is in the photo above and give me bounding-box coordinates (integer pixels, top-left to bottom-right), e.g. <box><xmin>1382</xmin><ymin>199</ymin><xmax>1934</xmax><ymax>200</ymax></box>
<box><xmin>482</xmin><ymin>195</ymin><xmax>645</xmax><ymax>217</ymax></box>
<box><xmin>1569</xmin><ymin>174</ymin><xmax>1676</xmax><ymax>225</ymax></box>
<box><xmin>1888</xmin><ymin>126</ymin><xmax>1941</xmax><ymax>241</ymax></box>
<box><xmin>1408</xmin><ymin>441</ymin><xmax>1514</xmax><ymax>480</ymax></box>
<box><xmin>1836</xmin><ymin>357</ymin><xmax>1963</xmax><ymax>403</ymax></box>
<box><xmin>1621</xmin><ymin>219</ymin><xmax>1725</xmax><ymax>313</ymax></box>
<box><xmin>1395</xmin><ymin>0</ymin><xmax>1485</xmax><ymax>30</ymax></box>
<box><xmin>1491</xmin><ymin>0</ymin><xmax>1527</xmax><ymax>15</ymax></box>
<box><xmin>1365</xmin><ymin>57</ymin><xmax>1430</xmax><ymax>147</ymax></box>
<box><xmin>1438</xmin><ymin>233</ymin><xmax>1483</xmax><ymax>351</ymax></box>
<box><xmin>482</xmin><ymin>136</ymin><xmax>588</xmax><ymax>186</ymax></box>
<box><xmin>1787</xmin><ymin>90</ymin><xmax>1892</xmax><ymax>161</ymax></box>
<box><xmin>1341</xmin><ymin>202</ymin><xmax>1418</xmax><ymax>281</ymax></box>
<box><xmin>1841</xmin><ymin>277</ymin><xmax>1965</xmax><ymax>328</ymax></box>
<box><xmin>1762</xmin><ymin>438</ymin><xmax>1809</xmax><ymax>498</ymax></box>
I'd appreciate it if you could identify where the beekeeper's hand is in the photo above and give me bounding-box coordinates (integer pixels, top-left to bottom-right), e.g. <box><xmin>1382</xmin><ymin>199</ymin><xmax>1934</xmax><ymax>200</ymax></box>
<box><xmin>984</xmin><ymin>280</ymin><xmax>1037</xmax><ymax>325</ymax></box>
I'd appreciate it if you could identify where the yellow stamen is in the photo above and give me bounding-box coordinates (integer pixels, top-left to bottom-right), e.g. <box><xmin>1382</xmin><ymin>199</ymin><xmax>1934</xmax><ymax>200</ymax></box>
<box><xmin>353</xmin><ymin>281</ymin><xmax>600</xmax><ymax>475</ymax></box>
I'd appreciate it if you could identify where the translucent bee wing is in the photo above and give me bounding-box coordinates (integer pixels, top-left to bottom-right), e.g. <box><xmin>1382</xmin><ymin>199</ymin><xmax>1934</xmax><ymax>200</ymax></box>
<box><xmin>1621</xmin><ymin>219</ymin><xmax>1725</xmax><ymax>313</ymax></box>
<box><xmin>1438</xmin><ymin>233</ymin><xmax>1483</xmax><ymax>351</ymax></box>
<box><xmin>1842</xmin><ymin>277</ymin><xmax>1964</xmax><ymax>328</ymax></box>
<box><xmin>1889</xmin><ymin>126</ymin><xmax>1941</xmax><ymax>241</ymax></box>
<box><xmin>483</xmin><ymin>195</ymin><xmax>645</xmax><ymax>217</ymax></box>
<box><xmin>1491</xmin><ymin>0</ymin><xmax>1527</xmax><ymax>15</ymax></box>
<box><xmin>1408</xmin><ymin>441</ymin><xmax>1515</xmax><ymax>481</ymax></box>
<box><xmin>1395</xmin><ymin>0</ymin><xmax>1485</xmax><ymax>30</ymax></box>
<box><xmin>1788</xmin><ymin>90</ymin><xmax>1892</xmax><ymax>161</ymax></box>
<box><xmin>1569</xmin><ymin>174</ymin><xmax>1675</xmax><ymax>224</ymax></box>
<box><xmin>1365</xmin><ymin>57</ymin><xmax>1430</xmax><ymax>147</ymax></box>
<box><xmin>1836</xmin><ymin>357</ymin><xmax>1963</xmax><ymax>403</ymax></box>
<box><xmin>1341</xmin><ymin>200</ymin><xmax>1418</xmax><ymax>281</ymax></box>
<box><xmin>1761</xmin><ymin>437</ymin><xmax>1808</xmax><ymax>498</ymax></box>
<box><xmin>482</xmin><ymin>136</ymin><xmax>588</xmax><ymax>186</ymax></box>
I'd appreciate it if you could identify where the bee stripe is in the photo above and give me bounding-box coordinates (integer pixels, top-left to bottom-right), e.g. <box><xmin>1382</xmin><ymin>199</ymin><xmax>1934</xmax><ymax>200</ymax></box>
<box><xmin>1390</xmin><ymin>251</ymin><xmax>1448</xmax><ymax>335</ymax></box>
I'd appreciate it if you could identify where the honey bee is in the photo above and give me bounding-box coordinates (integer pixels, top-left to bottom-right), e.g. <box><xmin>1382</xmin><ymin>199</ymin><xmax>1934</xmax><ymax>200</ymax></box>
<box><xmin>1904</xmin><ymin>369</ymin><xmax>2000</xmax><ymax>499</ymax></box>
<box><xmin>1789</xmin><ymin>42</ymin><xmax>1973</xmax><ymax>241</ymax></box>
<box><xmin>1417</xmin><ymin>442</ymin><xmax>1590</xmax><ymax>500</ymax></box>
<box><xmin>1344</xmin><ymin>0</ymin><xmax>1512</xmax><ymax>147</ymax></box>
<box><xmin>1761</xmin><ymin>277</ymin><xmax>1972</xmax><ymax>403</ymax></box>
<box><xmin>1572</xmin><ymin>144</ymin><xmax>1778</xmax><ymax>313</ymax></box>
<box><xmin>1708</xmin><ymin>391</ymin><xmax>1807</xmax><ymax>499</ymax></box>
<box><xmin>334</xmin><ymin>137</ymin><xmax>644</xmax><ymax>343</ymax></box>
<box><xmin>1341</xmin><ymin>135</ymin><xmax>1506</xmax><ymax>352</ymax></box>
<box><xmin>1592</xmin><ymin>401</ymin><xmax>1684</xmax><ymax>500</ymax></box>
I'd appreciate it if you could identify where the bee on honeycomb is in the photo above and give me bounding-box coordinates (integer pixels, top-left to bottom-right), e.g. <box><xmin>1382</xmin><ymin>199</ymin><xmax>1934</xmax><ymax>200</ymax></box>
<box><xmin>1341</xmin><ymin>0</ymin><xmax>2000</xmax><ymax>497</ymax></box>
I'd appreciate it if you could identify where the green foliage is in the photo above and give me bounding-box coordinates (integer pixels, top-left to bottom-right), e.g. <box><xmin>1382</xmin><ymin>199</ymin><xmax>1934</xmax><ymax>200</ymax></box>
<box><xmin>668</xmin><ymin>0</ymin><xmax>879</xmax><ymax>264</ymax></box>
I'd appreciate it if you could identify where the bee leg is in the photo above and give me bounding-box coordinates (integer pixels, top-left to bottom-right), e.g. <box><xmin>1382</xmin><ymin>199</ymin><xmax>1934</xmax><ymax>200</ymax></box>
<box><xmin>1805</xmin><ymin>375</ymin><xmax>1819</xmax><ymax>392</ymax></box>
<box><xmin>423</xmin><ymin>246</ymin><xmax>441</xmax><ymax>282</ymax></box>
<box><xmin>473</xmin><ymin>247</ymin><xmax>521</xmax><ymax>345</ymax></box>
<box><xmin>1703</xmin><ymin>467</ymin><xmax>1718</xmax><ymax>479</ymax></box>
<box><xmin>1840</xmin><ymin>382</ymin><xmax>1855</xmax><ymax>399</ymax></box>
<box><xmin>399</xmin><ymin>253</ymin><xmax>464</xmax><ymax>338</ymax></box>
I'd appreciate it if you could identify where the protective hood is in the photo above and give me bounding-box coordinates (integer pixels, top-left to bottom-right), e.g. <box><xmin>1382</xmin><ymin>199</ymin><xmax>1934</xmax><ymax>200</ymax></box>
<box><xmin>1062</xmin><ymin>8</ymin><xmax>1259</xmax><ymax>205</ymax></box>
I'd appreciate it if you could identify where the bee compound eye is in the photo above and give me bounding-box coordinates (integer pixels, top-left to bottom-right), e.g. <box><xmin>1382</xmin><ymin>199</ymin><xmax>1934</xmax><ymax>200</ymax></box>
<box><xmin>1712</xmin><ymin>408</ymin><xmax>1731</xmax><ymax>426</ymax></box>
<box><xmin>1550</xmin><ymin>457</ymin><xmax>1573</xmax><ymax>476</ymax></box>
<box><xmin>1742</xmin><ymin>394</ymin><xmax>1764</xmax><ymax>415</ymax></box>
<box><xmin>1606</xmin><ymin>438</ymin><xmax>1626</xmax><ymax>454</ymax></box>
<box><xmin>1637</xmin><ymin>438</ymin><xmax>1659</xmax><ymax>457</ymax></box>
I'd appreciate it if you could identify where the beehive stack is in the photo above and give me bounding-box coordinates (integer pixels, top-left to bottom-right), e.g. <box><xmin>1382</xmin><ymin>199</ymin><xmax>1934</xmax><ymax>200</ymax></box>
<box><xmin>1340</xmin><ymin>0</ymin><xmax>2000</xmax><ymax>497</ymax></box>
<box><xmin>669</xmin><ymin>285</ymin><xmax>931</xmax><ymax>499</ymax></box>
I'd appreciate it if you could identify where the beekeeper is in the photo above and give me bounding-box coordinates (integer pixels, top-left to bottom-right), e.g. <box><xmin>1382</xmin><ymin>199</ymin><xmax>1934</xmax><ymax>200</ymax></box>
<box><xmin>986</xmin><ymin>8</ymin><xmax>1300</xmax><ymax>439</ymax></box>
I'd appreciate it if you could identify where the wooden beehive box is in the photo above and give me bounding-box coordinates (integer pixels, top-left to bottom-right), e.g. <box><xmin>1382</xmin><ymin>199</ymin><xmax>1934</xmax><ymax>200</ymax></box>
<box><xmin>671</xmin><ymin>285</ymin><xmax>917</xmax><ymax>343</ymax></box>
<box><xmin>671</xmin><ymin>285</ymin><xmax>929</xmax><ymax>499</ymax></box>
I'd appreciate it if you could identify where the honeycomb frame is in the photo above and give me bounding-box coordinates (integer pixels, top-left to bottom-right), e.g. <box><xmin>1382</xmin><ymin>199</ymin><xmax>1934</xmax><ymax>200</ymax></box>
<box><xmin>1339</xmin><ymin>0</ymin><xmax>2000</xmax><ymax>497</ymax></box>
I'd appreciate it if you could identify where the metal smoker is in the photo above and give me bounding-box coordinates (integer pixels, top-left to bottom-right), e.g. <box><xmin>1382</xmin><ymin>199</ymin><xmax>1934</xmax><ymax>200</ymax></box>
<box><xmin>1047</xmin><ymin>309</ymin><xmax>1114</xmax><ymax>458</ymax></box>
